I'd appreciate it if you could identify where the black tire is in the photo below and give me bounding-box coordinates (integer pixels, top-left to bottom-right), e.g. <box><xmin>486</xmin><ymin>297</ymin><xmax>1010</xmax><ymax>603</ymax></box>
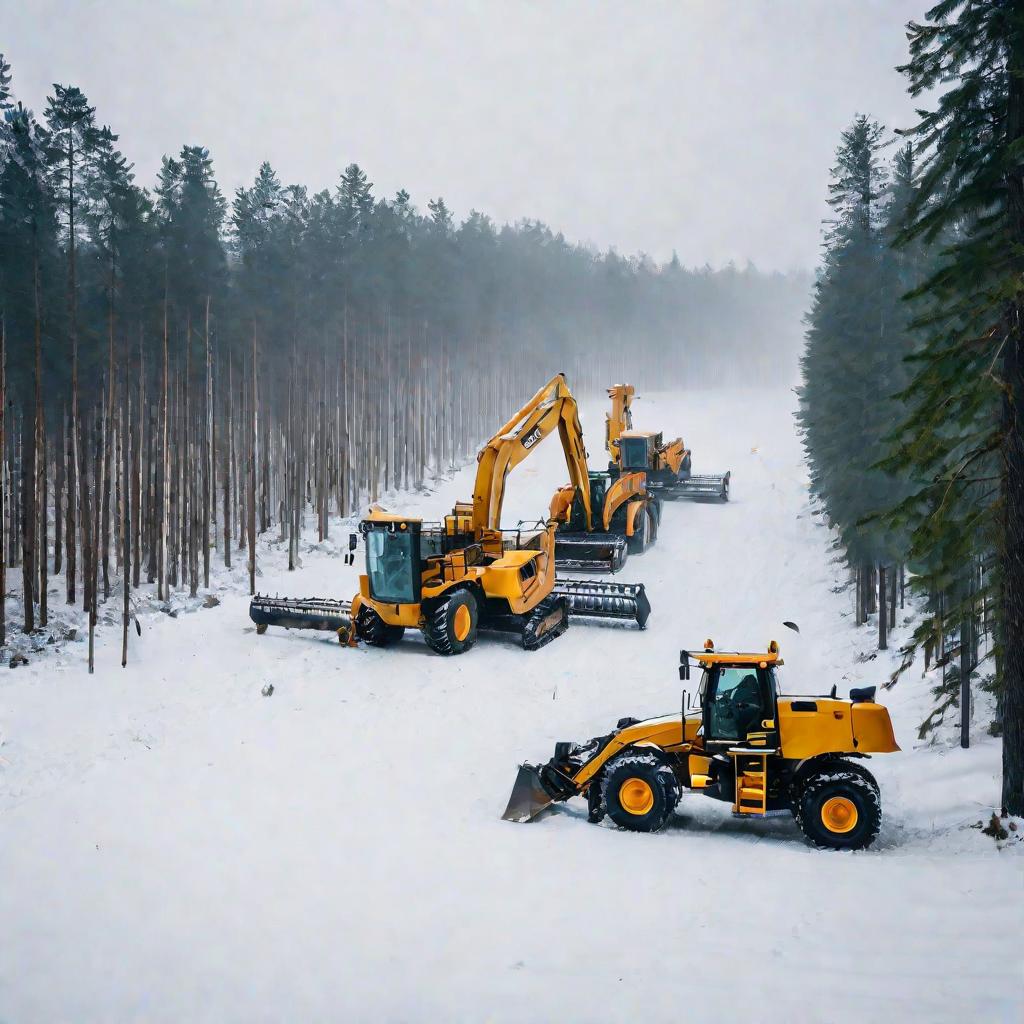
<box><xmin>627</xmin><ymin>503</ymin><xmax>648</xmax><ymax>555</ymax></box>
<box><xmin>422</xmin><ymin>587</ymin><xmax>479</xmax><ymax>656</ymax></box>
<box><xmin>601</xmin><ymin>750</ymin><xmax>680</xmax><ymax>832</ymax></box>
<box><xmin>795</xmin><ymin>763</ymin><xmax>881</xmax><ymax>850</ymax></box>
<box><xmin>649</xmin><ymin>495</ymin><xmax>663</xmax><ymax>525</ymax></box>
<box><xmin>355</xmin><ymin>606</ymin><xmax>405</xmax><ymax>647</ymax></box>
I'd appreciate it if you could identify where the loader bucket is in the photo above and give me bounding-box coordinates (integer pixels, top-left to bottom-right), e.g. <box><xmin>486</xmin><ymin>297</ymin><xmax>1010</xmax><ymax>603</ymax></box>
<box><xmin>502</xmin><ymin>764</ymin><xmax>554</xmax><ymax>822</ymax></box>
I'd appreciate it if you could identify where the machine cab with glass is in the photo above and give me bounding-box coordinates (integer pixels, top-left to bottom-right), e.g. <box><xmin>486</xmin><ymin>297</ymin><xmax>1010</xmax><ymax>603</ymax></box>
<box><xmin>685</xmin><ymin>641</ymin><xmax>782</xmax><ymax>750</ymax></box>
<box><xmin>617</xmin><ymin>432</ymin><xmax>658</xmax><ymax>473</ymax></box>
<box><xmin>359</xmin><ymin>513</ymin><xmax>423</xmax><ymax>606</ymax></box>
<box><xmin>700</xmin><ymin>663</ymin><xmax>779</xmax><ymax>746</ymax></box>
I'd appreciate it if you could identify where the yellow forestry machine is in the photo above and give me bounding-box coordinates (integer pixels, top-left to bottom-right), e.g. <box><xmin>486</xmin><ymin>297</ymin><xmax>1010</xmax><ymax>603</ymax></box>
<box><xmin>545</xmin><ymin>381</ymin><xmax>661</xmax><ymax>572</ymax></box>
<box><xmin>503</xmin><ymin>638</ymin><xmax>899</xmax><ymax>849</ymax></box>
<box><xmin>249</xmin><ymin>375</ymin><xmax>651</xmax><ymax>655</ymax></box>
<box><xmin>606</xmin><ymin>383</ymin><xmax>730</xmax><ymax>502</ymax></box>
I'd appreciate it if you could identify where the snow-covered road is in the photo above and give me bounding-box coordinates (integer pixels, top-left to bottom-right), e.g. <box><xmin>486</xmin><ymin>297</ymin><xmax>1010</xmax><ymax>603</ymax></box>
<box><xmin>1</xmin><ymin>388</ymin><xmax>1020</xmax><ymax>1023</ymax></box>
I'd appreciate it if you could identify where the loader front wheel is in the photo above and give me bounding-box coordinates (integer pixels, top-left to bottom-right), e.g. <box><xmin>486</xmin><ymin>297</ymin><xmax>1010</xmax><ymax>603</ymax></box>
<box><xmin>601</xmin><ymin>750</ymin><xmax>680</xmax><ymax>833</ymax></box>
<box><xmin>627</xmin><ymin>503</ymin><xmax>649</xmax><ymax>555</ymax></box>
<box><xmin>422</xmin><ymin>588</ymin><xmax>479</xmax><ymax>656</ymax></box>
<box><xmin>795</xmin><ymin>764</ymin><xmax>881</xmax><ymax>850</ymax></box>
<box><xmin>355</xmin><ymin>606</ymin><xmax>406</xmax><ymax>647</ymax></box>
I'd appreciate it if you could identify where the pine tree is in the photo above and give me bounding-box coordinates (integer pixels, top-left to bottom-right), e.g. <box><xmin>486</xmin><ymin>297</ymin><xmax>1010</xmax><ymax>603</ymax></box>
<box><xmin>45</xmin><ymin>84</ymin><xmax>102</xmax><ymax>606</ymax></box>
<box><xmin>798</xmin><ymin>117</ymin><xmax>916</xmax><ymax>645</ymax></box>
<box><xmin>885</xmin><ymin>0</ymin><xmax>1024</xmax><ymax>814</ymax></box>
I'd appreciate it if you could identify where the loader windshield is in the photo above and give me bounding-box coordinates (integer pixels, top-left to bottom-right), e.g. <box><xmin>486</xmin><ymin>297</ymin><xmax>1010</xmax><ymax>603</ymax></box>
<box><xmin>706</xmin><ymin>667</ymin><xmax>769</xmax><ymax>740</ymax></box>
<box><xmin>366</xmin><ymin>529</ymin><xmax>418</xmax><ymax>605</ymax></box>
<box><xmin>619</xmin><ymin>436</ymin><xmax>650</xmax><ymax>471</ymax></box>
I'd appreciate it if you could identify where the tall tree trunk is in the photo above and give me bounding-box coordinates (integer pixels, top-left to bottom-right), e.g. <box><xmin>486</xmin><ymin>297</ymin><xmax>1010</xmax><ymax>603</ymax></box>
<box><xmin>22</xmin><ymin>412</ymin><xmax>37</xmax><ymax>635</ymax></box>
<box><xmin>877</xmin><ymin>564</ymin><xmax>887</xmax><ymax>651</ymax></box>
<box><xmin>224</xmin><ymin>351</ymin><xmax>232</xmax><ymax>569</ymax></box>
<box><xmin>203</xmin><ymin>295</ymin><xmax>212</xmax><ymax>587</ymax></box>
<box><xmin>0</xmin><ymin>318</ymin><xmax>5</xmax><ymax>648</ymax></box>
<box><xmin>121</xmin><ymin>375</ymin><xmax>130</xmax><ymax>667</ymax></box>
<box><xmin>53</xmin><ymin>407</ymin><xmax>63</xmax><ymax>578</ymax></box>
<box><xmin>160</xmin><ymin>289</ymin><xmax>169</xmax><ymax>602</ymax></box>
<box><xmin>66</xmin><ymin>135</ymin><xmax>78</xmax><ymax>607</ymax></box>
<box><xmin>1001</xmin><ymin>39</ymin><xmax>1024</xmax><ymax>814</ymax></box>
<box><xmin>249</xmin><ymin>327</ymin><xmax>257</xmax><ymax>595</ymax></box>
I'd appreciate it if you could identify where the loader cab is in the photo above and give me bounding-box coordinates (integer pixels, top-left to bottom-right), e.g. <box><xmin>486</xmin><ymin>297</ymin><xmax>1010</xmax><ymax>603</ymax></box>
<box><xmin>618</xmin><ymin>433</ymin><xmax>654</xmax><ymax>473</ymax></box>
<box><xmin>700</xmin><ymin>663</ymin><xmax>779</xmax><ymax>747</ymax></box>
<box><xmin>360</xmin><ymin>516</ymin><xmax>423</xmax><ymax>605</ymax></box>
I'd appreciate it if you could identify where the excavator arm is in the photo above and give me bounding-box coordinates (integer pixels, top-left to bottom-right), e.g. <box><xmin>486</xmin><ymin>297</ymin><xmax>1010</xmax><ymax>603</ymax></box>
<box><xmin>472</xmin><ymin>374</ymin><xmax>594</xmax><ymax>535</ymax></box>
<box><xmin>605</xmin><ymin>383</ymin><xmax>635</xmax><ymax>464</ymax></box>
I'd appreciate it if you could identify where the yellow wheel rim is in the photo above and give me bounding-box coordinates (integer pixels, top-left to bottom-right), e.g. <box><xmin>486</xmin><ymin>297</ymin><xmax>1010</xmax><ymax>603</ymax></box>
<box><xmin>619</xmin><ymin>777</ymin><xmax>655</xmax><ymax>816</ymax></box>
<box><xmin>821</xmin><ymin>796</ymin><xmax>858</xmax><ymax>834</ymax></box>
<box><xmin>453</xmin><ymin>604</ymin><xmax>472</xmax><ymax>642</ymax></box>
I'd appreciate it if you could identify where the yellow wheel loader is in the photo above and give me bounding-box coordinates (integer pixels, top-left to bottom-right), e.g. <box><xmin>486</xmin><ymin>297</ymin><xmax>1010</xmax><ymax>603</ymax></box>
<box><xmin>503</xmin><ymin>640</ymin><xmax>899</xmax><ymax>849</ymax></box>
<box><xmin>606</xmin><ymin>383</ymin><xmax>731</xmax><ymax>502</ymax></box>
<box><xmin>250</xmin><ymin>375</ymin><xmax>651</xmax><ymax>654</ymax></box>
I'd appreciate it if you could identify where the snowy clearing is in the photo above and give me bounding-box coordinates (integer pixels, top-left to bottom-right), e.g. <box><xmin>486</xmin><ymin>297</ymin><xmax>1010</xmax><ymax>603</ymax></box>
<box><xmin>1</xmin><ymin>388</ymin><xmax>1021</xmax><ymax>1023</ymax></box>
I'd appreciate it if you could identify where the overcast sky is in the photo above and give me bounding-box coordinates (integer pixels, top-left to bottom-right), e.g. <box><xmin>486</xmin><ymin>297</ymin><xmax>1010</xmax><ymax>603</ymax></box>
<box><xmin>3</xmin><ymin>0</ymin><xmax>925</xmax><ymax>271</ymax></box>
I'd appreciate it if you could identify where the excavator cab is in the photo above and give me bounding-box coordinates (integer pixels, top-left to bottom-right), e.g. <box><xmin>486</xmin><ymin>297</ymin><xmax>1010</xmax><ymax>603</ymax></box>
<box><xmin>360</xmin><ymin>517</ymin><xmax>423</xmax><ymax>605</ymax></box>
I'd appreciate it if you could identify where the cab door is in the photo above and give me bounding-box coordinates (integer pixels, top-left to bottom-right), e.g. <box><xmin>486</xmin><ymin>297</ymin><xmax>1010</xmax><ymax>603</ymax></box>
<box><xmin>703</xmin><ymin>666</ymin><xmax>777</xmax><ymax>747</ymax></box>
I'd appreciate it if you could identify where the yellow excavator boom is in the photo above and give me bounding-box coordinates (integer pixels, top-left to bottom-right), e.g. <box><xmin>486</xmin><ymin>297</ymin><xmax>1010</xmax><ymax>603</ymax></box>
<box><xmin>605</xmin><ymin>383</ymin><xmax>635</xmax><ymax>462</ymax></box>
<box><xmin>472</xmin><ymin>373</ymin><xmax>594</xmax><ymax>535</ymax></box>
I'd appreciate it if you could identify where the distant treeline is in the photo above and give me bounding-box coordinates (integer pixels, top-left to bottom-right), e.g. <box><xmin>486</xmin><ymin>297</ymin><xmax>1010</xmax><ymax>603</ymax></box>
<box><xmin>0</xmin><ymin>54</ymin><xmax>807</xmax><ymax>665</ymax></box>
<box><xmin>797</xmin><ymin>0</ymin><xmax>1022</xmax><ymax>819</ymax></box>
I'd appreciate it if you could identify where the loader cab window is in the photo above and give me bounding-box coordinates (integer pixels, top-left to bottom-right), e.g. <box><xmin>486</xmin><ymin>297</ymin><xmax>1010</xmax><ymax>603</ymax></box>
<box><xmin>705</xmin><ymin>667</ymin><xmax>772</xmax><ymax>741</ymax></box>
<box><xmin>365</xmin><ymin>528</ymin><xmax>419</xmax><ymax>605</ymax></box>
<box><xmin>619</xmin><ymin>436</ymin><xmax>650</xmax><ymax>471</ymax></box>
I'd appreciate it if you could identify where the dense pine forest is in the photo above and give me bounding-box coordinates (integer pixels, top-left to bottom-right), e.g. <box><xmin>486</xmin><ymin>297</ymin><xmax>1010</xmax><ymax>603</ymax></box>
<box><xmin>798</xmin><ymin>2</ymin><xmax>1021</xmax><ymax>813</ymax></box>
<box><xmin>0</xmin><ymin>55</ymin><xmax>807</xmax><ymax>669</ymax></box>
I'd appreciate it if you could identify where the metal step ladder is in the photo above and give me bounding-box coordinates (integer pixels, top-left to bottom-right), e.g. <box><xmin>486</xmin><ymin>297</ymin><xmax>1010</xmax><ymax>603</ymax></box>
<box><xmin>729</xmin><ymin>748</ymin><xmax>771</xmax><ymax>816</ymax></box>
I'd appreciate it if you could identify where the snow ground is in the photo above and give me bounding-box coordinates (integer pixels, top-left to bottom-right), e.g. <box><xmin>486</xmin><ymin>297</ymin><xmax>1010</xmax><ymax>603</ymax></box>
<box><xmin>1</xmin><ymin>387</ymin><xmax>1021</xmax><ymax>1023</ymax></box>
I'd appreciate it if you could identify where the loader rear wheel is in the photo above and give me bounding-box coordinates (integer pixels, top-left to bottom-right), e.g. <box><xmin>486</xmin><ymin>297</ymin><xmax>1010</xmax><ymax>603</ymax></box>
<box><xmin>422</xmin><ymin>588</ymin><xmax>478</xmax><ymax>656</ymax></box>
<box><xmin>601</xmin><ymin>750</ymin><xmax>680</xmax><ymax>833</ymax></box>
<box><xmin>355</xmin><ymin>606</ymin><xmax>405</xmax><ymax>647</ymax></box>
<box><xmin>795</xmin><ymin>764</ymin><xmax>881</xmax><ymax>850</ymax></box>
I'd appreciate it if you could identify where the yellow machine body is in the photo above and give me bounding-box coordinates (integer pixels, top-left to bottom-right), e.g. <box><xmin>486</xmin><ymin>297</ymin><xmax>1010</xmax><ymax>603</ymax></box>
<box><xmin>352</xmin><ymin>506</ymin><xmax>557</xmax><ymax>633</ymax></box>
<box><xmin>549</xmin><ymin>469</ymin><xmax>649</xmax><ymax>536</ymax></box>
<box><xmin>506</xmin><ymin>641</ymin><xmax>898</xmax><ymax>847</ymax></box>
<box><xmin>606</xmin><ymin>384</ymin><xmax>690</xmax><ymax>477</ymax></box>
<box><xmin>521</xmin><ymin>641</ymin><xmax>898</xmax><ymax>809</ymax></box>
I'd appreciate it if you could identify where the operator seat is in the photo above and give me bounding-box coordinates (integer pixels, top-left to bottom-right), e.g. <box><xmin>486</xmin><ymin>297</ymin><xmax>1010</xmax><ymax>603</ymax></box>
<box><xmin>732</xmin><ymin>673</ymin><xmax>763</xmax><ymax>739</ymax></box>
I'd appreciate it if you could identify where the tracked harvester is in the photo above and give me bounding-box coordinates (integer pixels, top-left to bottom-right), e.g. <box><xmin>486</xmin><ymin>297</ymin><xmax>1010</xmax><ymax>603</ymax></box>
<box><xmin>606</xmin><ymin>383</ymin><xmax>730</xmax><ymax>502</ymax></box>
<box><xmin>503</xmin><ymin>639</ymin><xmax>899</xmax><ymax>849</ymax></box>
<box><xmin>250</xmin><ymin>375</ymin><xmax>652</xmax><ymax>654</ymax></box>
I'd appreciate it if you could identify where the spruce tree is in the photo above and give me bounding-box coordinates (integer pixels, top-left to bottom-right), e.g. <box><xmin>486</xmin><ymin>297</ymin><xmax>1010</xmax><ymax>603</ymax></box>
<box><xmin>886</xmin><ymin>0</ymin><xmax>1024</xmax><ymax>813</ymax></box>
<box><xmin>798</xmin><ymin>117</ymin><xmax>916</xmax><ymax>644</ymax></box>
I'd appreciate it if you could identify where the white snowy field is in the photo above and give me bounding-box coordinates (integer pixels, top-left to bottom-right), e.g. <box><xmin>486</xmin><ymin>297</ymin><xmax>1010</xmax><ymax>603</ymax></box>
<box><xmin>1</xmin><ymin>387</ymin><xmax>1021</xmax><ymax>1024</ymax></box>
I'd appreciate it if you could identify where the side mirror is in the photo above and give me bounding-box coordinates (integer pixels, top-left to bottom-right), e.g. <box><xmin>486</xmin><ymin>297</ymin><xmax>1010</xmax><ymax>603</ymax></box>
<box><xmin>678</xmin><ymin>650</ymin><xmax>690</xmax><ymax>681</ymax></box>
<box><xmin>345</xmin><ymin>533</ymin><xmax>358</xmax><ymax>566</ymax></box>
